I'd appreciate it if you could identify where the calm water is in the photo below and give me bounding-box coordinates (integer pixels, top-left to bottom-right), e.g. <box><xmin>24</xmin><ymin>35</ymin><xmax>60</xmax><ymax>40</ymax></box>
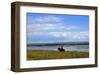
<box><xmin>27</xmin><ymin>44</ymin><xmax>89</xmax><ymax>52</ymax></box>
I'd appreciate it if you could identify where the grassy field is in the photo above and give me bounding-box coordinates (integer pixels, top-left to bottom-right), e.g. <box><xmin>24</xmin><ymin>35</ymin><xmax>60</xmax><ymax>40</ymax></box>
<box><xmin>27</xmin><ymin>50</ymin><xmax>89</xmax><ymax>60</ymax></box>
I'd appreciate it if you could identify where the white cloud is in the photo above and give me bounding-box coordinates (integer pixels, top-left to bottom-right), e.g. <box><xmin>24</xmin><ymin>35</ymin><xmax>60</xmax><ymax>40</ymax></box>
<box><xmin>28</xmin><ymin>31</ymin><xmax>88</xmax><ymax>39</ymax></box>
<box><xmin>32</xmin><ymin>15</ymin><xmax>62</xmax><ymax>23</ymax></box>
<box><xmin>27</xmin><ymin>31</ymin><xmax>89</xmax><ymax>43</ymax></box>
<box><xmin>28</xmin><ymin>23</ymin><xmax>79</xmax><ymax>32</ymax></box>
<box><xmin>28</xmin><ymin>15</ymin><xmax>80</xmax><ymax>32</ymax></box>
<box><xmin>52</xmin><ymin>33</ymin><xmax>61</xmax><ymax>38</ymax></box>
<box><xmin>49</xmin><ymin>32</ymin><xmax>88</xmax><ymax>38</ymax></box>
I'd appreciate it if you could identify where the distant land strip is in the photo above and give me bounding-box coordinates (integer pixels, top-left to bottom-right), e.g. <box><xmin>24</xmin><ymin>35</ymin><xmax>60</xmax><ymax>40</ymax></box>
<box><xmin>27</xmin><ymin>42</ymin><xmax>89</xmax><ymax>46</ymax></box>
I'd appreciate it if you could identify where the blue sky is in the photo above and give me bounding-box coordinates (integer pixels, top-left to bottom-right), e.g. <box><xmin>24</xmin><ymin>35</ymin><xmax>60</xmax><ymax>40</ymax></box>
<box><xmin>27</xmin><ymin>13</ymin><xmax>89</xmax><ymax>44</ymax></box>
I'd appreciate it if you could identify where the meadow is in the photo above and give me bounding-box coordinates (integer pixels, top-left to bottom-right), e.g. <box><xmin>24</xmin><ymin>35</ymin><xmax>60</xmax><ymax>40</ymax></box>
<box><xmin>27</xmin><ymin>50</ymin><xmax>89</xmax><ymax>60</ymax></box>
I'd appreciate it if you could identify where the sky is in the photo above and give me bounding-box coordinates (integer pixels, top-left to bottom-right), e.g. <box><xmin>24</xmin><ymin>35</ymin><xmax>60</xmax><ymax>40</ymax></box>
<box><xmin>27</xmin><ymin>13</ymin><xmax>89</xmax><ymax>44</ymax></box>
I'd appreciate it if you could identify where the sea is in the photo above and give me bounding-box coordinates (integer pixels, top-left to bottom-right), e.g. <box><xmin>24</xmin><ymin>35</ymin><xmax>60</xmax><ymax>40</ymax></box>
<box><xmin>27</xmin><ymin>44</ymin><xmax>89</xmax><ymax>52</ymax></box>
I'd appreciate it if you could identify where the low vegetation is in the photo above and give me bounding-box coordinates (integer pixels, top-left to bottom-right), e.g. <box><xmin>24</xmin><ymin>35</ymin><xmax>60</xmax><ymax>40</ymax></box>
<box><xmin>27</xmin><ymin>50</ymin><xmax>89</xmax><ymax>60</ymax></box>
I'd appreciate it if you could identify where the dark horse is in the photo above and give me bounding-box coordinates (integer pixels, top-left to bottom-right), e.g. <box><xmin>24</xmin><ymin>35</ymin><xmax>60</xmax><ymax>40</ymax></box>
<box><xmin>58</xmin><ymin>45</ymin><xmax>65</xmax><ymax>52</ymax></box>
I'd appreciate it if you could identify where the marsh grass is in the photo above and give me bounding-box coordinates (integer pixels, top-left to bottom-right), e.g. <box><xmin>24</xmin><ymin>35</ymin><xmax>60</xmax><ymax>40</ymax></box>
<box><xmin>27</xmin><ymin>50</ymin><xmax>89</xmax><ymax>60</ymax></box>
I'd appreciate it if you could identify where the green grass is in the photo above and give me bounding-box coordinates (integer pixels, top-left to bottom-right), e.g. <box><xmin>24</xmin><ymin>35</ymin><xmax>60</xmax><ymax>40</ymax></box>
<box><xmin>27</xmin><ymin>50</ymin><xmax>89</xmax><ymax>60</ymax></box>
